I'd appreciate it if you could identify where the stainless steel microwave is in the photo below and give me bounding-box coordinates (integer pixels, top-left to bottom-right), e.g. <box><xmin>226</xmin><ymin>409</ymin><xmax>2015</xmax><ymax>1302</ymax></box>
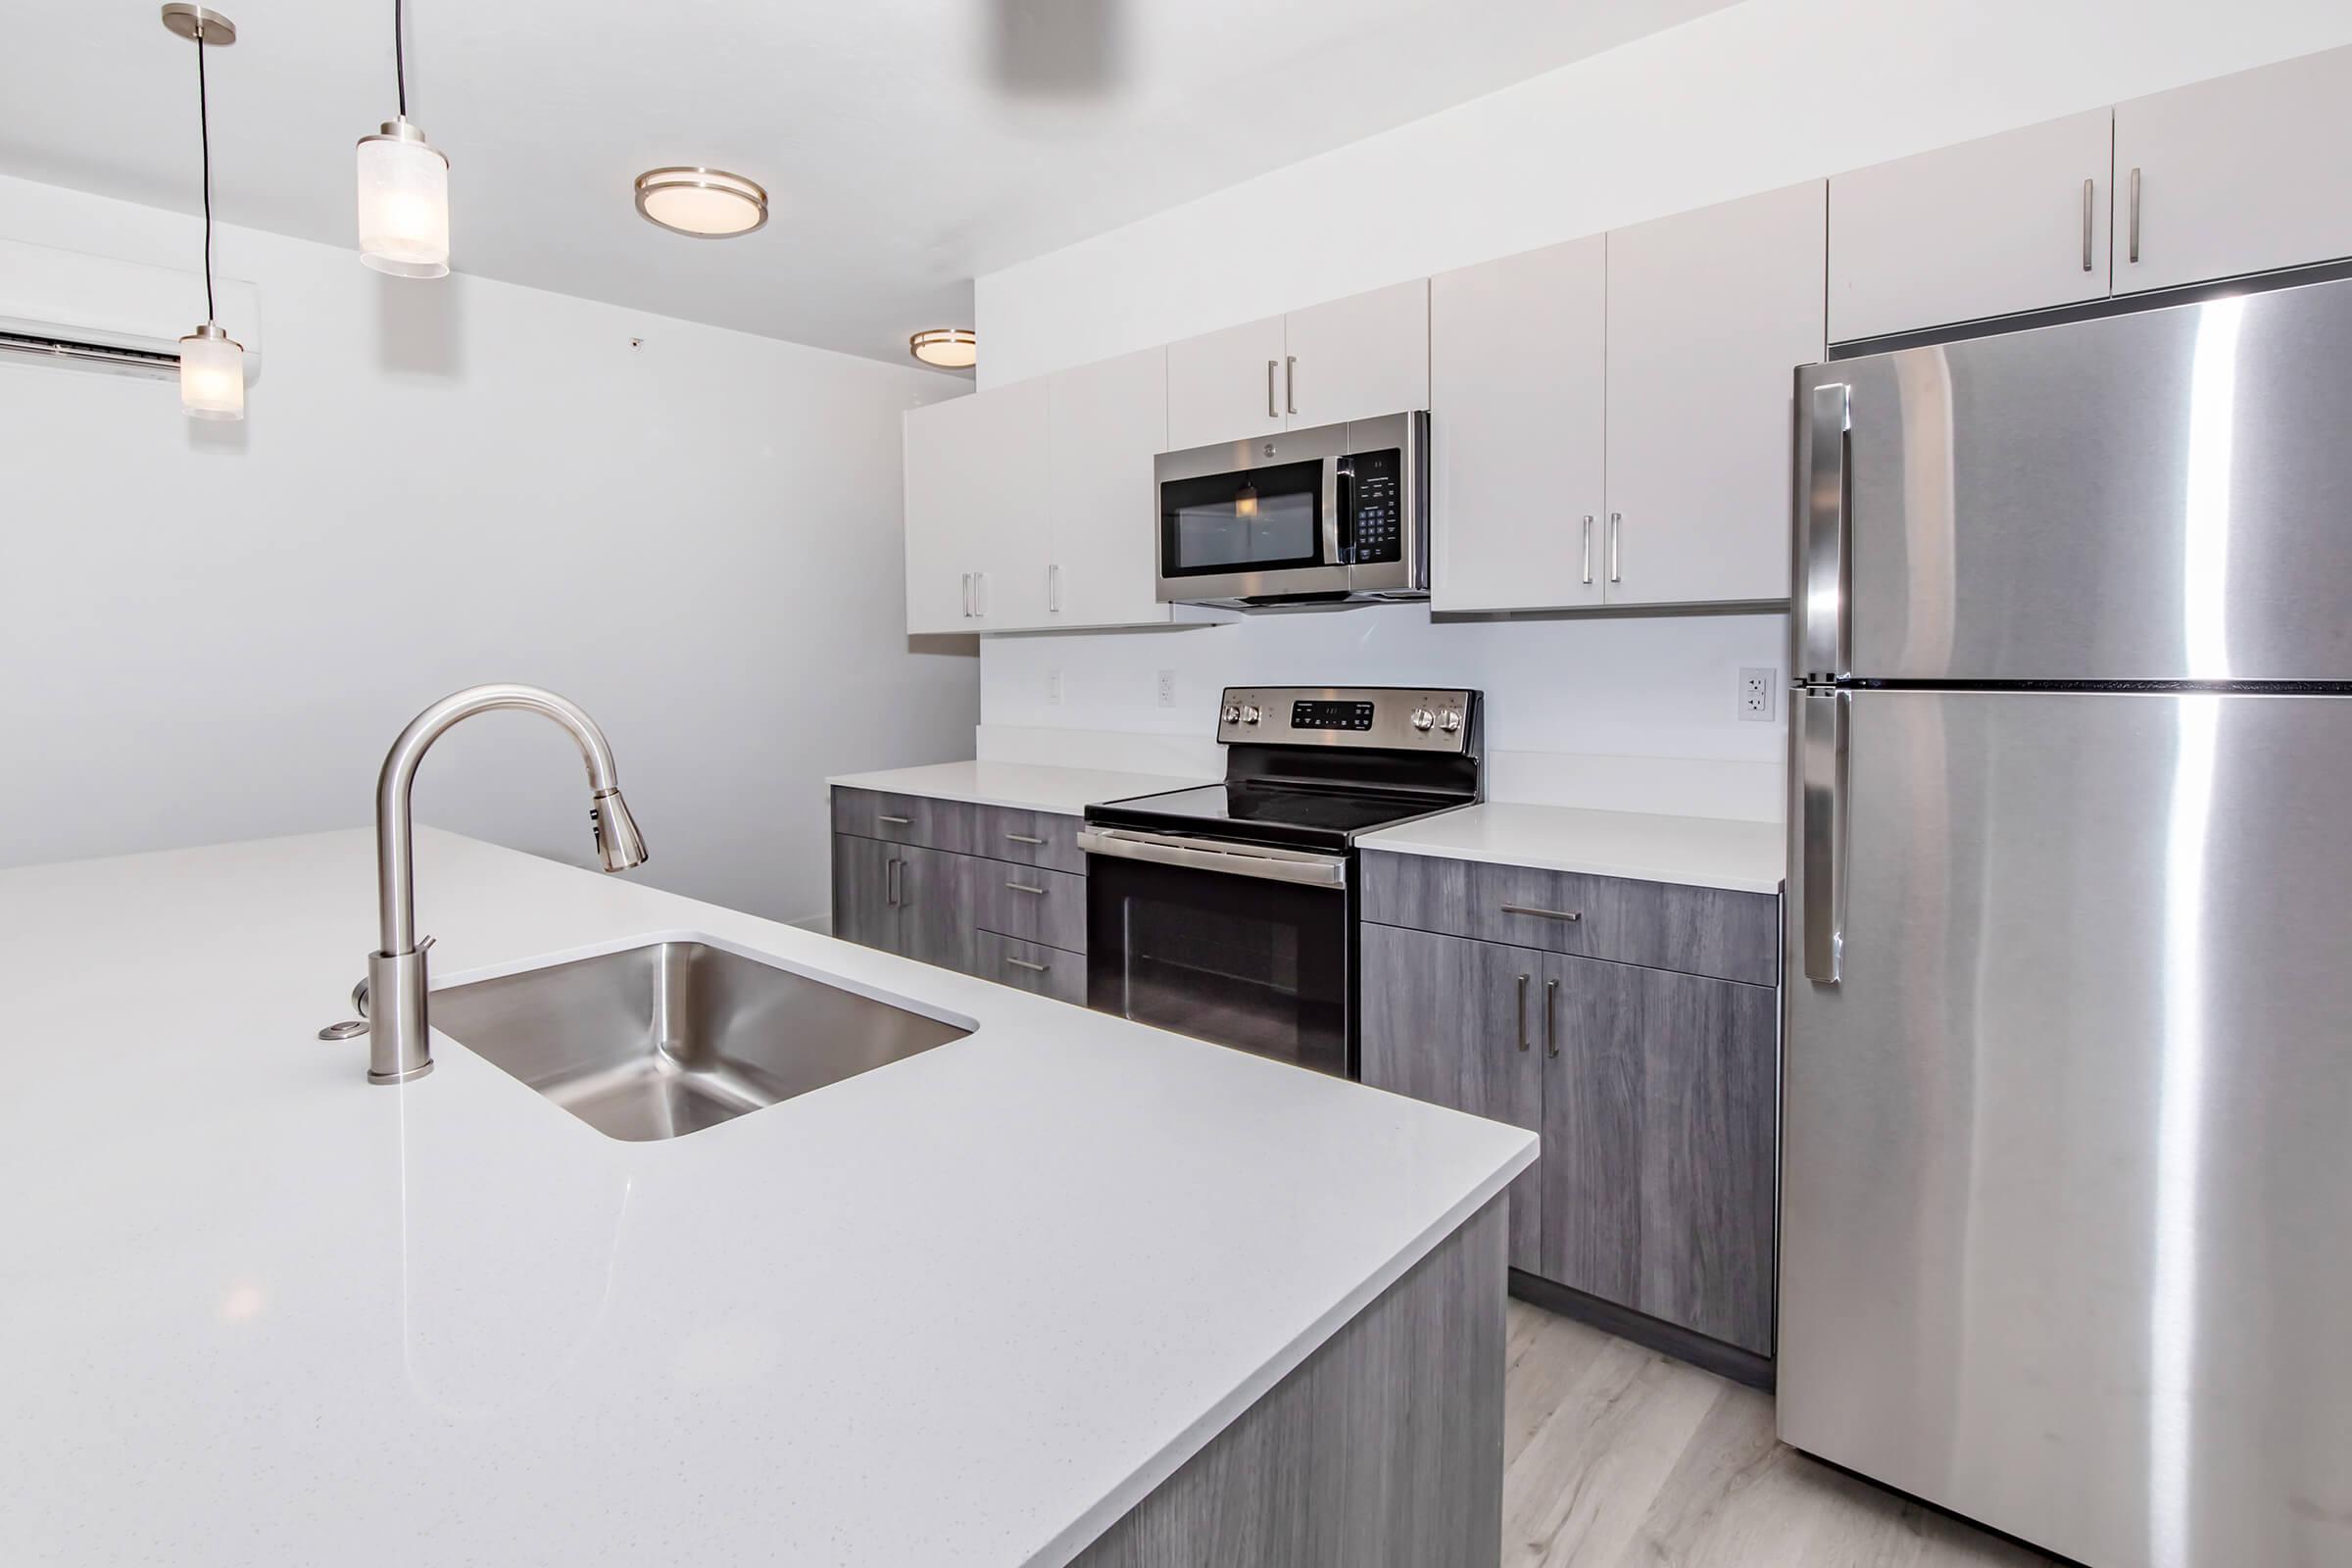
<box><xmin>1153</xmin><ymin>411</ymin><xmax>1429</xmax><ymax>609</ymax></box>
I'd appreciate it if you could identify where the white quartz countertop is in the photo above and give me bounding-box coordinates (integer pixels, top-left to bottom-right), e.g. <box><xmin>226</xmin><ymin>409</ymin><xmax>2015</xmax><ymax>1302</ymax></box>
<box><xmin>1359</xmin><ymin>802</ymin><xmax>1788</xmax><ymax>895</ymax></box>
<box><xmin>0</xmin><ymin>829</ymin><xmax>1532</xmax><ymax>1567</ymax></box>
<box><xmin>826</xmin><ymin>760</ymin><xmax>1209</xmax><ymax>816</ymax></box>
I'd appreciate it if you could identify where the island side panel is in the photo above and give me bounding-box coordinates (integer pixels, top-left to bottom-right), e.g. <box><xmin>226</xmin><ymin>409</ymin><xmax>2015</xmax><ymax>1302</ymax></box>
<box><xmin>1067</xmin><ymin>1196</ymin><xmax>1506</xmax><ymax>1568</ymax></box>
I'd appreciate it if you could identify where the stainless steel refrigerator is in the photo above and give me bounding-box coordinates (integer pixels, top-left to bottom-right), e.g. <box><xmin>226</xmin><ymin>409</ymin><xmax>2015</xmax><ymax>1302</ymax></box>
<box><xmin>1783</xmin><ymin>276</ymin><xmax>2352</xmax><ymax>1568</ymax></box>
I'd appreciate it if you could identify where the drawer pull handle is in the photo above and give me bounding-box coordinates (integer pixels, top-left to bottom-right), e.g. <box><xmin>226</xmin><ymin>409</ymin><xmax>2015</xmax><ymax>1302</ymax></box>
<box><xmin>876</xmin><ymin>813</ymin><xmax>912</xmax><ymax>826</ymax></box>
<box><xmin>1005</xmin><ymin>881</ymin><xmax>1047</xmax><ymax>896</ymax></box>
<box><xmin>1005</xmin><ymin>956</ymin><xmax>1051</xmax><ymax>973</ymax></box>
<box><xmin>1004</xmin><ymin>832</ymin><xmax>1048</xmax><ymax>846</ymax></box>
<box><xmin>1501</xmin><ymin>904</ymin><xmax>1582</xmax><ymax>922</ymax></box>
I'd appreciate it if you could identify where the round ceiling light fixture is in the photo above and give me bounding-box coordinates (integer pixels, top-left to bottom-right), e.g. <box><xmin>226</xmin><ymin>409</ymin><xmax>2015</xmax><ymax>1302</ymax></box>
<box><xmin>634</xmin><ymin>167</ymin><xmax>768</xmax><ymax>237</ymax></box>
<box><xmin>908</xmin><ymin>328</ymin><xmax>978</xmax><ymax>369</ymax></box>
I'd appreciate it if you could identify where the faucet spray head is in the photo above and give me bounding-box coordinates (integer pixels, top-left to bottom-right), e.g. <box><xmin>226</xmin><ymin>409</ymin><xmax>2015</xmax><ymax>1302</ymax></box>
<box><xmin>592</xmin><ymin>788</ymin><xmax>648</xmax><ymax>872</ymax></box>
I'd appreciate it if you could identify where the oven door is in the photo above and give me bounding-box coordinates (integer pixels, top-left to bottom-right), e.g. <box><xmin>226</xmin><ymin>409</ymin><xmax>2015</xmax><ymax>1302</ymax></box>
<box><xmin>1080</xmin><ymin>828</ymin><xmax>1351</xmax><ymax>1077</ymax></box>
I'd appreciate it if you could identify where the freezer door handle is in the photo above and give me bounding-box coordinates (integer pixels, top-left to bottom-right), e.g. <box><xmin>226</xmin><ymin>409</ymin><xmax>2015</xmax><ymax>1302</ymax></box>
<box><xmin>1801</xmin><ymin>381</ymin><xmax>1851</xmax><ymax>682</ymax></box>
<box><xmin>1800</xmin><ymin>689</ymin><xmax>1849</xmax><ymax>984</ymax></box>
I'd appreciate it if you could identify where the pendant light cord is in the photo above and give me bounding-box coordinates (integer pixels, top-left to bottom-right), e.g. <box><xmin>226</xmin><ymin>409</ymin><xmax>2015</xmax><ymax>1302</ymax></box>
<box><xmin>395</xmin><ymin>0</ymin><xmax>407</xmax><ymax>116</ymax></box>
<box><xmin>194</xmin><ymin>22</ymin><xmax>216</xmax><ymax>322</ymax></box>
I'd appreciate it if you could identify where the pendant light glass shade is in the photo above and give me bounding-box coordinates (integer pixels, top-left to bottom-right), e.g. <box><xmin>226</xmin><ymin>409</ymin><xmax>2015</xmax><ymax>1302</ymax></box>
<box><xmin>178</xmin><ymin>322</ymin><xmax>245</xmax><ymax>419</ymax></box>
<box><xmin>357</xmin><ymin>120</ymin><xmax>450</xmax><ymax>277</ymax></box>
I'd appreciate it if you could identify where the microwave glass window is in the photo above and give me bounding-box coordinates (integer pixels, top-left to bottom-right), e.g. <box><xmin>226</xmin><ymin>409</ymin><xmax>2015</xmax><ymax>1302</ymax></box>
<box><xmin>1160</xmin><ymin>458</ymin><xmax>1324</xmax><ymax>576</ymax></box>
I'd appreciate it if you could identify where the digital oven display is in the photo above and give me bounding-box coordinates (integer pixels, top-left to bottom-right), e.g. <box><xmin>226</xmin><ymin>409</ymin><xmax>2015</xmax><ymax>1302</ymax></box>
<box><xmin>1292</xmin><ymin>700</ymin><xmax>1375</xmax><ymax>732</ymax></box>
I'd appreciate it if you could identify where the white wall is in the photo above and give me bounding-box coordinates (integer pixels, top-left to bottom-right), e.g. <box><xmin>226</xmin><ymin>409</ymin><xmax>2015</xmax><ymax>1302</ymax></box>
<box><xmin>0</xmin><ymin>174</ymin><xmax>976</xmax><ymax>923</ymax></box>
<box><xmin>969</xmin><ymin>0</ymin><xmax>2352</xmax><ymax>820</ymax></box>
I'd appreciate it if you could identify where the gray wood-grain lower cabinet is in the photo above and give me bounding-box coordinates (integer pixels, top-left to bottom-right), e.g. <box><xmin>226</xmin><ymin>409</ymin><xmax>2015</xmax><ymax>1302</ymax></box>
<box><xmin>830</xmin><ymin>835</ymin><xmax>976</xmax><ymax>973</ymax></box>
<box><xmin>1360</xmin><ymin>875</ymin><xmax>1779</xmax><ymax>1361</ymax></box>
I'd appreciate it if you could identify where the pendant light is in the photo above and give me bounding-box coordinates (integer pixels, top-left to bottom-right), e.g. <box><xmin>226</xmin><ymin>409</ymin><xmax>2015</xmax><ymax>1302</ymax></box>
<box><xmin>356</xmin><ymin>0</ymin><xmax>450</xmax><ymax>277</ymax></box>
<box><xmin>162</xmin><ymin>5</ymin><xmax>244</xmax><ymax>420</ymax></box>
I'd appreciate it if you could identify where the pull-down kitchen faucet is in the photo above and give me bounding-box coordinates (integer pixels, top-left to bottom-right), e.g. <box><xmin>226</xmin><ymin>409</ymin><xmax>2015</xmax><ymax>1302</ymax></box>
<box><xmin>360</xmin><ymin>683</ymin><xmax>647</xmax><ymax>1084</ymax></box>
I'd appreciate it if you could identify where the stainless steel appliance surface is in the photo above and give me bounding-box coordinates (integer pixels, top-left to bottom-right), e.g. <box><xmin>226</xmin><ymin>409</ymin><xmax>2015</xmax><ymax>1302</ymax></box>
<box><xmin>1784</xmin><ymin>274</ymin><xmax>2352</xmax><ymax>1568</ymax></box>
<box><xmin>1154</xmin><ymin>412</ymin><xmax>1429</xmax><ymax>608</ymax></box>
<box><xmin>1083</xmin><ymin>686</ymin><xmax>1480</xmax><ymax>1076</ymax></box>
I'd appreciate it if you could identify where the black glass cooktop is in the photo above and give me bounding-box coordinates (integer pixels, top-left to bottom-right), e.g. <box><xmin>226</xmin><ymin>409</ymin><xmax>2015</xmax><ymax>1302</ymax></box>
<box><xmin>1087</xmin><ymin>780</ymin><xmax>1462</xmax><ymax>851</ymax></box>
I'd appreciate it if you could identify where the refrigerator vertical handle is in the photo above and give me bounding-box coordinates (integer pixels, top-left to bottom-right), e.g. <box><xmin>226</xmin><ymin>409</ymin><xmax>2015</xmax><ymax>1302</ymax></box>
<box><xmin>1800</xmin><ymin>689</ymin><xmax>1849</xmax><ymax>985</ymax></box>
<box><xmin>1802</xmin><ymin>381</ymin><xmax>1851</xmax><ymax>682</ymax></box>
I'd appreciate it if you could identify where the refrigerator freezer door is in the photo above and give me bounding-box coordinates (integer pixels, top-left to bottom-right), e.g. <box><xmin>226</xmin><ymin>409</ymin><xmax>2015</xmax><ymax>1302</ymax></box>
<box><xmin>1795</xmin><ymin>274</ymin><xmax>2352</xmax><ymax>683</ymax></box>
<box><xmin>1780</xmin><ymin>688</ymin><xmax>2352</xmax><ymax>1568</ymax></box>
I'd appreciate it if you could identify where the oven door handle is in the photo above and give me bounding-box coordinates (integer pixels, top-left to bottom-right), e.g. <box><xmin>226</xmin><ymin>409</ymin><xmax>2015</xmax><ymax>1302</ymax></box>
<box><xmin>1077</xmin><ymin>827</ymin><xmax>1348</xmax><ymax>889</ymax></box>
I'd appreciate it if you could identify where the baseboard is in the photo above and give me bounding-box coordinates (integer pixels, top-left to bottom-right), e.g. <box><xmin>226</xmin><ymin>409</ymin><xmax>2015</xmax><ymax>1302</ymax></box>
<box><xmin>1508</xmin><ymin>1269</ymin><xmax>1775</xmax><ymax>1393</ymax></box>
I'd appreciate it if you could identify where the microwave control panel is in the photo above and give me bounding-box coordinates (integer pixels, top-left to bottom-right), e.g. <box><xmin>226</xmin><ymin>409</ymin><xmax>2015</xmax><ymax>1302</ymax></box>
<box><xmin>1342</xmin><ymin>449</ymin><xmax>1402</xmax><ymax>564</ymax></box>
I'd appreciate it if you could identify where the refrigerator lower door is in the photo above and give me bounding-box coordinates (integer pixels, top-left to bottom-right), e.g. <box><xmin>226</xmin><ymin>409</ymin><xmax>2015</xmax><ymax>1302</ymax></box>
<box><xmin>1781</xmin><ymin>688</ymin><xmax>2352</xmax><ymax>1568</ymax></box>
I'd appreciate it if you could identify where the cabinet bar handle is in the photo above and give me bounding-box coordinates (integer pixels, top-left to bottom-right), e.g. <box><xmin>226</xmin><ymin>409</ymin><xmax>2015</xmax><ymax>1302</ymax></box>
<box><xmin>2128</xmin><ymin>166</ymin><xmax>2141</xmax><ymax>264</ymax></box>
<box><xmin>876</xmin><ymin>813</ymin><xmax>912</xmax><ymax>826</ymax></box>
<box><xmin>1005</xmin><ymin>881</ymin><xmax>1047</xmax><ymax>896</ymax></box>
<box><xmin>1047</xmin><ymin>563</ymin><xmax>1062</xmax><ymax>613</ymax></box>
<box><xmin>1581</xmin><ymin>514</ymin><xmax>1594</xmax><ymax>585</ymax></box>
<box><xmin>960</xmin><ymin>572</ymin><xmax>972</xmax><ymax>617</ymax></box>
<box><xmin>2081</xmin><ymin>176</ymin><xmax>2094</xmax><ymax>271</ymax></box>
<box><xmin>1004</xmin><ymin>832</ymin><xmax>1047</xmax><ymax>846</ymax></box>
<box><xmin>1501</xmin><ymin>904</ymin><xmax>1582</xmax><ymax>922</ymax></box>
<box><xmin>1607</xmin><ymin>512</ymin><xmax>1622</xmax><ymax>583</ymax></box>
<box><xmin>1285</xmin><ymin>355</ymin><xmax>1298</xmax><ymax>416</ymax></box>
<box><xmin>972</xmin><ymin>571</ymin><xmax>989</xmax><ymax>616</ymax></box>
<box><xmin>1267</xmin><ymin>360</ymin><xmax>1280</xmax><ymax>418</ymax></box>
<box><xmin>1005</xmin><ymin>956</ymin><xmax>1050</xmax><ymax>973</ymax></box>
<box><xmin>886</xmin><ymin>857</ymin><xmax>901</xmax><ymax>906</ymax></box>
<box><xmin>1544</xmin><ymin>978</ymin><xmax>1559</xmax><ymax>1059</ymax></box>
<box><xmin>1516</xmin><ymin>973</ymin><xmax>1531</xmax><ymax>1053</ymax></box>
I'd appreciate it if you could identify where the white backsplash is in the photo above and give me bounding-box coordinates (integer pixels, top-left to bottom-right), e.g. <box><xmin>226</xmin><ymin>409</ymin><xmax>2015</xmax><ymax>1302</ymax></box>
<box><xmin>978</xmin><ymin>603</ymin><xmax>1790</xmax><ymax>821</ymax></box>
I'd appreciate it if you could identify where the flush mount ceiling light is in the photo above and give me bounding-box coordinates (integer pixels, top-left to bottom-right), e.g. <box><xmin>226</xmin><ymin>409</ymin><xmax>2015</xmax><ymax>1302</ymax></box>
<box><xmin>356</xmin><ymin>0</ymin><xmax>451</xmax><ymax>277</ymax></box>
<box><xmin>162</xmin><ymin>4</ymin><xmax>245</xmax><ymax>421</ymax></box>
<box><xmin>634</xmin><ymin>168</ymin><xmax>768</xmax><ymax>237</ymax></box>
<box><xmin>908</xmin><ymin>328</ymin><xmax>978</xmax><ymax>369</ymax></box>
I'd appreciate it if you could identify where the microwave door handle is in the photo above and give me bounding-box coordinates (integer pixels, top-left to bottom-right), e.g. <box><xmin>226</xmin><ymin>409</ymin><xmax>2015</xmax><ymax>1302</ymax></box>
<box><xmin>1334</xmin><ymin>461</ymin><xmax>1356</xmax><ymax>563</ymax></box>
<box><xmin>1802</xmin><ymin>381</ymin><xmax>1851</xmax><ymax>681</ymax></box>
<box><xmin>1799</xmin><ymin>689</ymin><xmax>1850</xmax><ymax>985</ymax></box>
<box><xmin>1321</xmin><ymin>461</ymin><xmax>1344</xmax><ymax>568</ymax></box>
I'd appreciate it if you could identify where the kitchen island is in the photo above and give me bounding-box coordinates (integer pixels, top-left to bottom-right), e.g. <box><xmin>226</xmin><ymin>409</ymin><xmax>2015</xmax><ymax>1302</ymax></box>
<box><xmin>0</xmin><ymin>828</ymin><xmax>1533</xmax><ymax>1567</ymax></box>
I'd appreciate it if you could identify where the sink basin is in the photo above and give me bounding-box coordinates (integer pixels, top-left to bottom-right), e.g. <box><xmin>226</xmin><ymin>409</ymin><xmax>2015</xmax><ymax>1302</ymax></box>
<box><xmin>429</xmin><ymin>940</ymin><xmax>971</xmax><ymax>1141</ymax></box>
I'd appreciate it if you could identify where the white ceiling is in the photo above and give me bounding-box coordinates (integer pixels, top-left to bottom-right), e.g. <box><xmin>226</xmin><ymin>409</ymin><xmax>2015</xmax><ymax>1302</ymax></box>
<box><xmin>1</xmin><ymin>0</ymin><xmax>1734</xmax><ymax>370</ymax></box>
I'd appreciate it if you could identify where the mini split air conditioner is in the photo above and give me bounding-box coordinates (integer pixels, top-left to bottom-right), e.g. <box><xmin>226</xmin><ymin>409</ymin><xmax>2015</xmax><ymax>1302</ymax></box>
<box><xmin>0</xmin><ymin>237</ymin><xmax>263</xmax><ymax>383</ymax></box>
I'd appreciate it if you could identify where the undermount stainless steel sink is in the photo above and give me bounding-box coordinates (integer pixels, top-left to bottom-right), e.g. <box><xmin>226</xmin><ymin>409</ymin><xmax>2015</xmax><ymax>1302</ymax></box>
<box><xmin>429</xmin><ymin>940</ymin><xmax>971</xmax><ymax>1141</ymax></box>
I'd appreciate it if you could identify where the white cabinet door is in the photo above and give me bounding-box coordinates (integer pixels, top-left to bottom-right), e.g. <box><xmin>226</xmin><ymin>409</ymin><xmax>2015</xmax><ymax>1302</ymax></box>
<box><xmin>903</xmin><ymin>383</ymin><xmax>1051</xmax><ymax>633</ymax></box>
<box><xmin>1604</xmin><ymin>180</ymin><xmax>1825</xmax><ymax>607</ymax></box>
<box><xmin>1430</xmin><ymin>237</ymin><xmax>1605</xmax><ymax>612</ymax></box>
<box><xmin>1046</xmin><ymin>347</ymin><xmax>1171</xmax><ymax>629</ymax></box>
<box><xmin>1281</xmin><ymin>278</ymin><xmax>1430</xmax><ymax>429</ymax></box>
<box><xmin>2114</xmin><ymin>45</ymin><xmax>2352</xmax><ymax>296</ymax></box>
<box><xmin>964</xmin><ymin>377</ymin><xmax>1052</xmax><ymax>630</ymax></box>
<box><xmin>1830</xmin><ymin>108</ymin><xmax>2115</xmax><ymax>343</ymax></box>
<box><xmin>1165</xmin><ymin>314</ymin><xmax>1286</xmax><ymax>451</ymax></box>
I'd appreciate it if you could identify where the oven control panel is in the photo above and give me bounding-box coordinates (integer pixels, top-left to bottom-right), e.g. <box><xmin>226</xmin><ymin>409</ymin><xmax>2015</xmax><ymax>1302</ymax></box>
<box><xmin>1216</xmin><ymin>686</ymin><xmax>1479</xmax><ymax>753</ymax></box>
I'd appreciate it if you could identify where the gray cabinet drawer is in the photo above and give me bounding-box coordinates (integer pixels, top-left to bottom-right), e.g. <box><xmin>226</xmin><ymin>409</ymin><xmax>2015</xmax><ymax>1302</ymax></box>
<box><xmin>1361</xmin><ymin>850</ymin><xmax>1778</xmax><ymax>986</ymax></box>
<box><xmin>974</xmin><ymin>860</ymin><xmax>1088</xmax><ymax>953</ymax></box>
<box><xmin>976</xmin><ymin>932</ymin><xmax>1087</xmax><ymax>1005</ymax></box>
<box><xmin>831</xmin><ymin>787</ymin><xmax>1086</xmax><ymax>873</ymax></box>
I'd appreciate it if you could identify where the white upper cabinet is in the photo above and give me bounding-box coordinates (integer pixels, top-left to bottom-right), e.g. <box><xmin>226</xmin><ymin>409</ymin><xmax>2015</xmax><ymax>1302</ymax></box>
<box><xmin>1164</xmin><ymin>282</ymin><xmax>1430</xmax><ymax>450</ymax></box>
<box><xmin>1281</xmin><ymin>279</ymin><xmax>1430</xmax><ymax>430</ymax></box>
<box><xmin>2114</xmin><ymin>44</ymin><xmax>2352</xmax><ymax>296</ymax></box>
<box><xmin>1830</xmin><ymin>109</ymin><xmax>2115</xmax><ymax>343</ymax></box>
<box><xmin>1604</xmin><ymin>180</ymin><xmax>1826</xmax><ymax>608</ymax></box>
<box><xmin>1046</xmin><ymin>347</ymin><xmax>1171</xmax><ymax>629</ymax></box>
<box><xmin>1165</xmin><ymin>315</ymin><xmax>1286</xmax><ymax>450</ymax></box>
<box><xmin>1430</xmin><ymin>236</ymin><xmax>1606</xmax><ymax>612</ymax></box>
<box><xmin>902</xmin><ymin>380</ymin><xmax>1049</xmax><ymax>634</ymax></box>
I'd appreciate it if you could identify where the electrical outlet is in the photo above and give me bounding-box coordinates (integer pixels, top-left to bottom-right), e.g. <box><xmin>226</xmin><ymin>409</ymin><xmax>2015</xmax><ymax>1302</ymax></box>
<box><xmin>1739</xmin><ymin>667</ymin><xmax>1778</xmax><ymax>722</ymax></box>
<box><xmin>1047</xmin><ymin>668</ymin><xmax>1062</xmax><ymax>706</ymax></box>
<box><xmin>1156</xmin><ymin>669</ymin><xmax>1178</xmax><ymax>709</ymax></box>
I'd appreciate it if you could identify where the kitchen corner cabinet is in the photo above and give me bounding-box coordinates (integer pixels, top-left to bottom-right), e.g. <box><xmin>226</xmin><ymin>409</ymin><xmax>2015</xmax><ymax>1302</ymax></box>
<box><xmin>1604</xmin><ymin>180</ymin><xmax>1825</xmax><ymax>608</ymax></box>
<box><xmin>1164</xmin><ymin>280</ymin><xmax>1429</xmax><ymax>450</ymax></box>
<box><xmin>1359</xmin><ymin>852</ymin><xmax>1780</xmax><ymax>1357</ymax></box>
<box><xmin>2114</xmin><ymin>44</ymin><xmax>2352</xmax><ymax>297</ymax></box>
<box><xmin>1830</xmin><ymin>108</ymin><xmax>2116</xmax><ymax>344</ymax></box>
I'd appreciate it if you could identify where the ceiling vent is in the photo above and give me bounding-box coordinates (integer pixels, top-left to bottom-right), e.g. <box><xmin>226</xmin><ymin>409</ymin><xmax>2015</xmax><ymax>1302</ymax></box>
<box><xmin>0</xmin><ymin>238</ymin><xmax>263</xmax><ymax>383</ymax></box>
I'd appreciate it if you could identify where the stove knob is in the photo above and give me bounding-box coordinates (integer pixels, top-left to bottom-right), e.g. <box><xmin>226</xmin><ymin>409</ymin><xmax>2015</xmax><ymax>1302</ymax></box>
<box><xmin>1221</xmin><ymin>704</ymin><xmax>1242</xmax><ymax>724</ymax></box>
<box><xmin>1440</xmin><ymin>708</ymin><xmax>1463</xmax><ymax>734</ymax></box>
<box><xmin>1409</xmin><ymin>708</ymin><xmax>1436</xmax><ymax>732</ymax></box>
<box><xmin>1240</xmin><ymin>705</ymin><xmax>1262</xmax><ymax>725</ymax></box>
